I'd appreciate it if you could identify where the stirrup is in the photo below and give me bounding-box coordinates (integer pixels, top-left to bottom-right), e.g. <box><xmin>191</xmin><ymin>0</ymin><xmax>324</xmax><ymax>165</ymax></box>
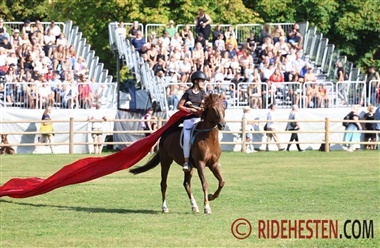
<box><xmin>183</xmin><ymin>162</ymin><xmax>190</xmax><ymax>172</ymax></box>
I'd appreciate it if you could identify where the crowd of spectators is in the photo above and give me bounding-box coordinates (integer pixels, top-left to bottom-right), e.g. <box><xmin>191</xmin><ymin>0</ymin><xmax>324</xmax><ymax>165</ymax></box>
<box><xmin>118</xmin><ymin>19</ymin><xmax>380</xmax><ymax>109</ymax></box>
<box><xmin>0</xmin><ymin>18</ymin><xmax>105</xmax><ymax>109</ymax></box>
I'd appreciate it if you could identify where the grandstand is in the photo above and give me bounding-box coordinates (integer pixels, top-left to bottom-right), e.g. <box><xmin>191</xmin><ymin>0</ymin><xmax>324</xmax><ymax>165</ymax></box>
<box><xmin>109</xmin><ymin>21</ymin><xmax>379</xmax><ymax>116</ymax></box>
<box><xmin>0</xmin><ymin>20</ymin><xmax>115</xmax><ymax>109</ymax></box>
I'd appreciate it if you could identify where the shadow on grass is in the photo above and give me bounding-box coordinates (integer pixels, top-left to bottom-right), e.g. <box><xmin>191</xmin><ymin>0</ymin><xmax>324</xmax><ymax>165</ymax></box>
<box><xmin>0</xmin><ymin>199</ymin><xmax>159</xmax><ymax>214</ymax></box>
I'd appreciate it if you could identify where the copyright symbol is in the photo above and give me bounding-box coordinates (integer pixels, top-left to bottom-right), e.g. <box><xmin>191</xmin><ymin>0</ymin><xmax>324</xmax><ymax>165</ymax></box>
<box><xmin>231</xmin><ymin>218</ymin><xmax>252</xmax><ymax>240</ymax></box>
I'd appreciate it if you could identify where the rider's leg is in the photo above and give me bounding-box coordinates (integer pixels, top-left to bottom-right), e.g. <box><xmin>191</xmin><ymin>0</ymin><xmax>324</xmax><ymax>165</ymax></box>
<box><xmin>183</xmin><ymin>119</ymin><xmax>193</xmax><ymax>171</ymax></box>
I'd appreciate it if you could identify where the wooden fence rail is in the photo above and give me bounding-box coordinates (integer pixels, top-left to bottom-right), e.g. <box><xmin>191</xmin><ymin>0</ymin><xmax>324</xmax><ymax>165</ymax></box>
<box><xmin>0</xmin><ymin>118</ymin><xmax>379</xmax><ymax>153</ymax></box>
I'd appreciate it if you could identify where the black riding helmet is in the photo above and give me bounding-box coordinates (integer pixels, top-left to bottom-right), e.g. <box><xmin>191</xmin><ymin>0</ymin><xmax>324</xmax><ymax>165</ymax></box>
<box><xmin>190</xmin><ymin>71</ymin><xmax>208</xmax><ymax>83</ymax></box>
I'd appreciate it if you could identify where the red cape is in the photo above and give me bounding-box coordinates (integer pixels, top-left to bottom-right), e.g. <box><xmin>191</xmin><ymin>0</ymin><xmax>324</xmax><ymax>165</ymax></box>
<box><xmin>0</xmin><ymin>110</ymin><xmax>190</xmax><ymax>198</ymax></box>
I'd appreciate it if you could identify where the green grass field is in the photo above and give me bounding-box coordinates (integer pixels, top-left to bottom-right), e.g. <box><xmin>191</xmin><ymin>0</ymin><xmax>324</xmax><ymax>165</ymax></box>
<box><xmin>0</xmin><ymin>151</ymin><xmax>379</xmax><ymax>247</ymax></box>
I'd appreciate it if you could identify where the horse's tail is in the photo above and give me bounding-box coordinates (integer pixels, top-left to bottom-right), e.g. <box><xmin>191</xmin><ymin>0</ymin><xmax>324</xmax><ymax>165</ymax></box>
<box><xmin>129</xmin><ymin>152</ymin><xmax>160</xmax><ymax>175</ymax></box>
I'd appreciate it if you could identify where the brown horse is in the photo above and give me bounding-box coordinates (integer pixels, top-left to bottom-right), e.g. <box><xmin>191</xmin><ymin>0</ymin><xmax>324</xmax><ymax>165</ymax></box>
<box><xmin>130</xmin><ymin>94</ymin><xmax>226</xmax><ymax>214</ymax></box>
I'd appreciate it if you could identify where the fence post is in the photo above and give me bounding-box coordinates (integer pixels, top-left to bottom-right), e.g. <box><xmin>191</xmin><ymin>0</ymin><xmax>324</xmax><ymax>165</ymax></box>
<box><xmin>241</xmin><ymin>117</ymin><xmax>247</xmax><ymax>153</ymax></box>
<box><xmin>69</xmin><ymin>117</ymin><xmax>74</xmax><ymax>154</ymax></box>
<box><xmin>325</xmin><ymin>118</ymin><xmax>330</xmax><ymax>152</ymax></box>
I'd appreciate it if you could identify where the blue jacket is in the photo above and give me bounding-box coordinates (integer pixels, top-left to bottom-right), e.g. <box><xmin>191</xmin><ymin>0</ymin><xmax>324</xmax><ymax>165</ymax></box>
<box><xmin>374</xmin><ymin>106</ymin><xmax>380</xmax><ymax>130</ymax></box>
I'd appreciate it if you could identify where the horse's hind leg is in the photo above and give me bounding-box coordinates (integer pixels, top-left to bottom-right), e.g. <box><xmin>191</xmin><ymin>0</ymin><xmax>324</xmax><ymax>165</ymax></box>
<box><xmin>183</xmin><ymin>170</ymin><xmax>199</xmax><ymax>213</ymax></box>
<box><xmin>160</xmin><ymin>156</ymin><xmax>173</xmax><ymax>213</ymax></box>
<box><xmin>208</xmin><ymin>162</ymin><xmax>225</xmax><ymax>201</ymax></box>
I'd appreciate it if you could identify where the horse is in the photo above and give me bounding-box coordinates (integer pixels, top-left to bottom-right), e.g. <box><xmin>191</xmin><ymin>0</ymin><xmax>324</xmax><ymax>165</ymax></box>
<box><xmin>130</xmin><ymin>93</ymin><xmax>226</xmax><ymax>214</ymax></box>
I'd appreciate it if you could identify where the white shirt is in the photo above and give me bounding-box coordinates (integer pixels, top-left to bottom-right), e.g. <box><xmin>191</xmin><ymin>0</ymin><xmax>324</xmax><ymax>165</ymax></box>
<box><xmin>115</xmin><ymin>27</ymin><xmax>127</xmax><ymax>39</ymax></box>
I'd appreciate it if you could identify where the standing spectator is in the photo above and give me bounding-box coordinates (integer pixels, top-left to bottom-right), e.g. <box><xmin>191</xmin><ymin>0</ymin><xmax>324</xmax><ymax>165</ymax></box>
<box><xmin>285</xmin><ymin>105</ymin><xmax>304</xmax><ymax>152</ymax></box>
<box><xmin>194</xmin><ymin>8</ymin><xmax>212</xmax><ymax>42</ymax></box>
<box><xmin>374</xmin><ymin>105</ymin><xmax>380</xmax><ymax>150</ymax></box>
<box><xmin>165</xmin><ymin>20</ymin><xmax>176</xmax><ymax>37</ymax></box>
<box><xmin>343</xmin><ymin>106</ymin><xmax>362</xmax><ymax>152</ymax></box>
<box><xmin>260</xmin><ymin>23</ymin><xmax>272</xmax><ymax>42</ymax></box>
<box><xmin>287</xmin><ymin>23</ymin><xmax>303</xmax><ymax>50</ymax></box>
<box><xmin>141</xmin><ymin>107</ymin><xmax>157</xmax><ymax>153</ymax></box>
<box><xmin>265</xmin><ymin>104</ymin><xmax>285</xmax><ymax>151</ymax></box>
<box><xmin>212</xmin><ymin>24</ymin><xmax>222</xmax><ymax>45</ymax></box>
<box><xmin>246</xmin><ymin>31</ymin><xmax>257</xmax><ymax>57</ymax></box>
<box><xmin>115</xmin><ymin>21</ymin><xmax>127</xmax><ymax>39</ymax></box>
<box><xmin>363</xmin><ymin>104</ymin><xmax>376</xmax><ymax>150</ymax></box>
<box><xmin>365</xmin><ymin>65</ymin><xmax>380</xmax><ymax>106</ymax></box>
<box><xmin>21</xmin><ymin>19</ymin><xmax>33</xmax><ymax>38</ymax></box>
<box><xmin>10</xmin><ymin>29</ymin><xmax>21</xmax><ymax>51</ymax></box>
<box><xmin>336</xmin><ymin>61</ymin><xmax>348</xmax><ymax>105</ymax></box>
<box><xmin>242</xmin><ymin>106</ymin><xmax>258</xmax><ymax>153</ymax></box>
<box><xmin>45</xmin><ymin>21</ymin><xmax>61</xmax><ymax>40</ymax></box>
<box><xmin>34</xmin><ymin>106</ymin><xmax>54</xmax><ymax>154</ymax></box>
<box><xmin>128</xmin><ymin>21</ymin><xmax>140</xmax><ymax>39</ymax></box>
<box><xmin>0</xmin><ymin>18</ymin><xmax>8</xmax><ymax>40</ymax></box>
<box><xmin>88</xmin><ymin>103</ymin><xmax>107</xmax><ymax>154</ymax></box>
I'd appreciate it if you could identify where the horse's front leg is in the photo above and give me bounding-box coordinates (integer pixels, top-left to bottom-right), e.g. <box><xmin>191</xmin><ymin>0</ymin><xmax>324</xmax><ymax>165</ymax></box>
<box><xmin>208</xmin><ymin>162</ymin><xmax>225</xmax><ymax>201</ymax></box>
<box><xmin>183</xmin><ymin>169</ymin><xmax>199</xmax><ymax>213</ymax></box>
<box><xmin>196</xmin><ymin>161</ymin><xmax>211</xmax><ymax>214</ymax></box>
<box><xmin>161</xmin><ymin>159</ymin><xmax>172</xmax><ymax>213</ymax></box>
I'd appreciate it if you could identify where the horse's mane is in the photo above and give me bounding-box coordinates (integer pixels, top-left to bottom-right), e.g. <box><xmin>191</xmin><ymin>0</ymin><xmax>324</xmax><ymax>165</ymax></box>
<box><xmin>201</xmin><ymin>93</ymin><xmax>220</xmax><ymax>120</ymax></box>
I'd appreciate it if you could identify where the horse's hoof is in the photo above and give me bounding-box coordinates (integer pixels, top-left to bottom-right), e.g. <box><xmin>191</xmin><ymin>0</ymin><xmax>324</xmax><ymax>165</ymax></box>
<box><xmin>204</xmin><ymin>208</ymin><xmax>212</xmax><ymax>214</ymax></box>
<box><xmin>192</xmin><ymin>206</ymin><xmax>199</xmax><ymax>213</ymax></box>
<box><xmin>208</xmin><ymin>193</ymin><xmax>214</xmax><ymax>201</ymax></box>
<box><xmin>162</xmin><ymin>207</ymin><xmax>169</xmax><ymax>213</ymax></box>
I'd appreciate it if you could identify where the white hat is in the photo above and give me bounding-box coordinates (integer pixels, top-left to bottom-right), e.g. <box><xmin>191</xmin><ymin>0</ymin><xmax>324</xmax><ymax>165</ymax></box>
<box><xmin>14</xmin><ymin>29</ymin><xmax>20</xmax><ymax>33</ymax></box>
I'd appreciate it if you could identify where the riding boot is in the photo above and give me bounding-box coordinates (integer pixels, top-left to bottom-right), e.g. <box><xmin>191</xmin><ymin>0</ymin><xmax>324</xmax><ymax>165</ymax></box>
<box><xmin>286</xmin><ymin>144</ymin><xmax>291</xmax><ymax>151</ymax></box>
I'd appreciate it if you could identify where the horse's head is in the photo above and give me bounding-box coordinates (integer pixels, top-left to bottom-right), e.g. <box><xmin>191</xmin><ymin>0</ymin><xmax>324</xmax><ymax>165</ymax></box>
<box><xmin>202</xmin><ymin>94</ymin><xmax>226</xmax><ymax>130</ymax></box>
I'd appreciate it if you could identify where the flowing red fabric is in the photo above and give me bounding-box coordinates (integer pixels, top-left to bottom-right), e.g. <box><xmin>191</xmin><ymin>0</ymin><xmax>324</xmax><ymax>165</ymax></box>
<box><xmin>0</xmin><ymin>110</ymin><xmax>190</xmax><ymax>198</ymax></box>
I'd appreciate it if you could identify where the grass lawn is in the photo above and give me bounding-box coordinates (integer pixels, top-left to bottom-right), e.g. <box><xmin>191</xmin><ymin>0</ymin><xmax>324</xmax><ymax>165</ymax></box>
<box><xmin>0</xmin><ymin>151</ymin><xmax>379</xmax><ymax>247</ymax></box>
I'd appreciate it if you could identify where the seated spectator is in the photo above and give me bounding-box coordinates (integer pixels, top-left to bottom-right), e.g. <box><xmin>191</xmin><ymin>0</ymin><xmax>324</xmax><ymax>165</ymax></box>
<box><xmin>0</xmin><ymin>37</ymin><xmax>12</xmax><ymax>52</ymax></box>
<box><xmin>115</xmin><ymin>21</ymin><xmax>127</xmax><ymax>39</ymax></box>
<box><xmin>152</xmin><ymin>58</ymin><xmax>166</xmax><ymax>77</ymax></box>
<box><xmin>56</xmin><ymin>33</ymin><xmax>68</xmax><ymax>47</ymax></box>
<box><xmin>274</xmin><ymin>36</ymin><xmax>289</xmax><ymax>55</ymax></box>
<box><xmin>304</xmin><ymin>65</ymin><xmax>316</xmax><ymax>82</ymax></box>
<box><xmin>291</xmin><ymin>50</ymin><xmax>305</xmax><ymax>75</ymax></box>
<box><xmin>214</xmin><ymin>33</ymin><xmax>225</xmax><ymax>52</ymax></box>
<box><xmin>306</xmin><ymin>83</ymin><xmax>320</xmax><ymax>108</ymax></box>
<box><xmin>37</xmin><ymin>74</ymin><xmax>55</xmax><ymax>108</ymax></box>
<box><xmin>147</xmin><ymin>31</ymin><xmax>158</xmax><ymax>46</ymax></box>
<box><xmin>131</xmin><ymin>30</ymin><xmax>147</xmax><ymax>54</ymax></box>
<box><xmin>62</xmin><ymin>72</ymin><xmax>78</xmax><ymax>109</ymax></box>
<box><xmin>43</xmin><ymin>28</ymin><xmax>56</xmax><ymax>57</ymax></box>
<box><xmin>183</xmin><ymin>32</ymin><xmax>194</xmax><ymax>51</ymax></box>
<box><xmin>318</xmin><ymin>84</ymin><xmax>329</xmax><ymax>107</ymax></box>
<box><xmin>224</xmin><ymin>25</ymin><xmax>236</xmax><ymax>40</ymax></box>
<box><xmin>21</xmin><ymin>19</ymin><xmax>32</xmax><ymax>38</ymax></box>
<box><xmin>78</xmin><ymin>74</ymin><xmax>92</xmax><ymax>109</ymax></box>
<box><xmin>192</xmin><ymin>42</ymin><xmax>205</xmax><ymax>64</ymax></box>
<box><xmin>225</xmin><ymin>33</ymin><xmax>238</xmax><ymax>51</ymax></box>
<box><xmin>287</xmin><ymin>23</ymin><xmax>303</xmax><ymax>50</ymax></box>
<box><xmin>33</xmin><ymin>20</ymin><xmax>44</xmax><ymax>34</ymax></box>
<box><xmin>194</xmin><ymin>33</ymin><xmax>206</xmax><ymax>49</ymax></box>
<box><xmin>181</xmin><ymin>24</ymin><xmax>193</xmax><ymax>43</ymax></box>
<box><xmin>0</xmin><ymin>18</ymin><xmax>8</xmax><ymax>40</ymax></box>
<box><xmin>211</xmin><ymin>24</ymin><xmax>222</xmax><ymax>45</ymax></box>
<box><xmin>225</xmin><ymin>43</ymin><xmax>237</xmax><ymax>59</ymax></box>
<box><xmin>170</xmin><ymin>33</ymin><xmax>183</xmax><ymax>49</ymax></box>
<box><xmin>53</xmin><ymin>44</ymin><xmax>66</xmax><ymax>71</ymax></box>
<box><xmin>74</xmin><ymin>56</ymin><xmax>88</xmax><ymax>78</ymax></box>
<box><xmin>179</xmin><ymin>57</ymin><xmax>192</xmax><ymax>83</ymax></box>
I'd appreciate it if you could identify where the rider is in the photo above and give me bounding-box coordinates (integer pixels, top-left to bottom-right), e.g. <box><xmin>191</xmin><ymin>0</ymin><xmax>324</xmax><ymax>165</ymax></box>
<box><xmin>177</xmin><ymin>71</ymin><xmax>208</xmax><ymax>172</ymax></box>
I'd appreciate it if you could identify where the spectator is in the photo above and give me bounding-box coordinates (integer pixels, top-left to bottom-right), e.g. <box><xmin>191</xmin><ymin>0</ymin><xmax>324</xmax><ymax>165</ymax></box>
<box><xmin>115</xmin><ymin>21</ymin><xmax>127</xmax><ymax>39</ymax></box>
<box><xmin>287</xmin><ymin>23</ymin><xmax>303</xmax><ymax>50</ymax></box>
<box><xmin>128</xmin><ymin>21</ymin><xmax>140</xmax><ymax>39</ymax></box>
<box><xmin>261</xmin><ymin>23</ymin><xmax>272</xmax><ymax>42</ymax></box>
<box><xmin>53</xmin><ymin>44</ymin><xmax>66</xmax><ymax>71</ymax></box>
<box><xmin>194</xmin><ymin>33</ymin><xmax>206</xmax><ymax>49</ymax></box>
<box><xmin>181</xmin><ymin>24</ymin><xmax>193</xmax><ymax>43</ymax></box>
<box><xmin>336</xmin><ymin>61</ymin><xmax>348</xmax><ymax>105</ymax></box>
<box><xmin>165</xmin><ymin>20</ymin><xmax>176</xmax><ymax>37</ymax></box>
<box><xmin>147</xmin><ymin>31</ymin><xmax>158</xmax><ymax>46</ymax></box>
<box><xmin>292</xmin><ymin>50</ymin><xmax>305</xmax><ymax>75</ymax></box>
<box><xmin>212</xmin><ymin>24</ymin><xmax>222</xmax><ymax>45</ymax></box>
<box><xmin>225</xmin><ymin>33</ymin><xmax>238</xmax><ymax>51</ymax></box>
<box><xmin>285</xmin><ymin>104</ymin><xmax>304</xmax><ymax>151</ymax></box>
<box><xmin>22</xmin><ymin>19</ymin><xmax>33</xmax><ymax>38</ymax></box>
<box><xmin>56</xmin><ymin>33</ymin><xmax>68</xmax><ymax>47</ymax></box>
<box><xmin>0</xmin><ymin>18</ymin><xmax>8</xmax><ymax>40</ymax></box>
<box><xmin>131</xmin><ymin>30</ymin><xmax>147</xmax><ymax>55</ymax></box>
<box><xmin>34</xmin><ymin>106</ymin><xmax>54</xmax><ymax>154</ymax></box>
<box><xmin>318</xmin><ymin>84</ymin><xmax>329</xmax><ymax>107</ymax></box>
<box><xmin>45</xmin><ymin>21</ymin><xmax>61</xmax><ymax>40</ymax></box>
<box><xmin>365</xmin><ymin>65</ymin><xmax>380</xmax><ymax>105</ymax></box>
<box><xmin>274</xmin><ymin>36</ymin><xmax>289</xmax><ymax>56</ymax></box>
<box><xmin>78</xmin><ymin>74</ymin><xmax>92</xmax><ymax>109</ymax></box>
<box><xmin>343</xmin><ymin>105</ymin><xmax>362</xmax><ymax>152</ymax></box>
<box><xmin>363</xmin><ymin>104</ymin><xmax>376</xmax><ymax>150</ymax></box>
<box><xmin>33</xmin><ymin>20</ymin><xmax>44</xmax><ymax>34</ymax></box>
<box><xmin>0</xmin><ymin>37</ymin><xmax>12</xmax><ymax>52</ymax></box>
<box><xmin>304</xmin><ymin>65</ymin><xmax>316</xmax><ymax>82</ymax></box>
<box><xmin>306</xmin><ymin>83</ymin><xmax>320</xmax><ymax>108</ymax></box>
<box><xmin>272</xmin><ymin>25</ymin><xmax>285</xmax><ymax>44</ymax></box>
<box><xmin>373</xmin><ymin>105</ymin><xmax>380</xmax><ymax>150</ymax></box>
<box><xmin>194</xmin><ymin>8</ymin><xmax>212</xmax><ymax>42</ymax></box>
<box><xmin>152</xmin><ymin>58</ymin><xmax>166</xmax><ymax>77</ymax></box>
<box><xmin>242</xmin><ymin>106</ymin><xmax>258</xmax><ymax>153</ymax></box>
<box><xmin>88</xmin><ymin>102</ymin><xmax>107</xmax><ymax>154</ymax></box>
<box><xmin>43</xmin><ymin>28</ymin><xmax>56</xmax><ymax>57</ymax></box>
<box><xmin>246</xmin><ymin>31</ymin><xmax>257</xmax><ymax>57</ymax></box>
<box><xmin>265</xmin><ymin>104</ymin><xmax>285</xmax><ymax>151</ymax></box>
<box><xmin>10</xmin><ymin>29</ymin><xmax>21</xmax><ymax>51</ymax></box>
<box><xmin>214</xmin><ymin>33</ymin><xmax>225</xmax><ymax>52</ymax></box>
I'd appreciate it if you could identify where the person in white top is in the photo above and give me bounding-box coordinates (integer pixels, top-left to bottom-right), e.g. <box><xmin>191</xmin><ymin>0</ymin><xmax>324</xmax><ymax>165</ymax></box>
<box><xmin>285</xmin><ymin>105</ymin><xmax>304</xmax><ymax>151</ymax></box>
<box><xmin>88</xmin><ymin>103</ymin><xmax>107</xmax><ymax>154</ymax></box>
<box><xmin>242</xmin><ymin>106</ymin><xmax>258</xmax><ymax>153</ymax></box>
<box><xmin>265</xmin><ymin>104</ymin><xmax>284</xmax><ymax>151</ymax></box>
<box><xmin>45</xmin><ymin>21</ymin><xmax>61</xmax><ymax>38</ymax></box>
<box><xmin>115</xmin><ymin>21</ymin><xmax>127</xmax><ymax>39</ymax></box>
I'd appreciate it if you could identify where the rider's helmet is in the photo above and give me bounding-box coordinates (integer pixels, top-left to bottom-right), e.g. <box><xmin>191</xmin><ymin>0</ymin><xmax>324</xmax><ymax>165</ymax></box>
<box><xmin>190</xmin><ymin>71</ymin><xmax>208</xmax><ymax>83</ymax></box>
